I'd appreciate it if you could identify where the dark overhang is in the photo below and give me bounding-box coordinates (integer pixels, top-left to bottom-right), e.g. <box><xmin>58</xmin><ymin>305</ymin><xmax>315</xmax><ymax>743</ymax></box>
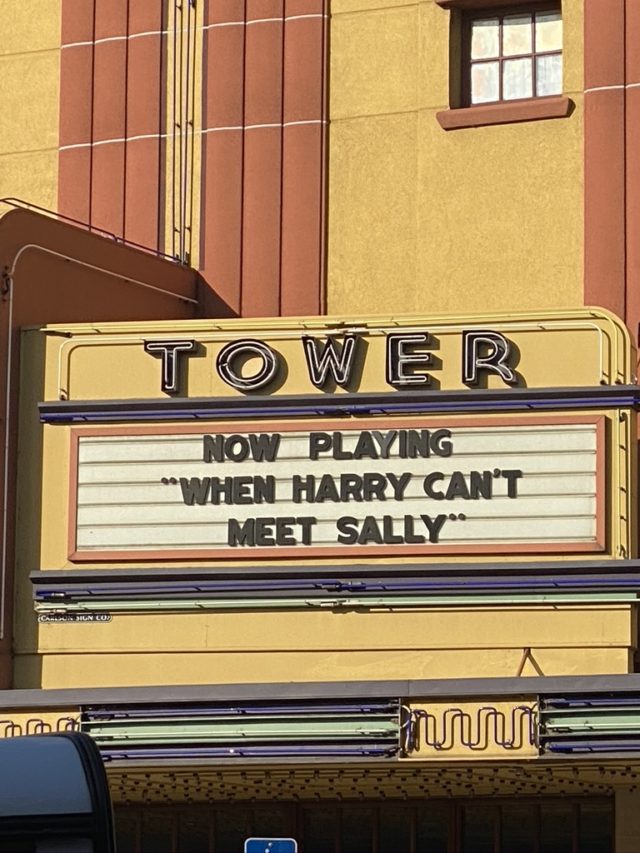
<box><xmin>38</xmin><ymin>385</ymin><xmax>640</xmax><ymax>424</ymax></box>
<box><xmin>31</xmin><ymin>558</ymin><xmax>640</xmax><ymax>583</ymax></box>
<box><xmin>30</xmin><ymin>560</ymin><xmax>640</xmax><ymax>614</ymax></box>
<box><xmin>5</xmin><ymin>674</ymin><xmax>640</xmax><ymax>711</ymax></box>
<box><xmin>6</xmin><ymin>676</ymin><xmax>640</xmax><ymax>764</ymax></box>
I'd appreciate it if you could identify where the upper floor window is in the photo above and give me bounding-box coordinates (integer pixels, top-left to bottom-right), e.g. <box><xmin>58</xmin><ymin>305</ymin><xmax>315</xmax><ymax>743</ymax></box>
<box><xmin>465</xmin><ymin>6</ymin><xmax>562</xmax><ymax>105</ymax></box>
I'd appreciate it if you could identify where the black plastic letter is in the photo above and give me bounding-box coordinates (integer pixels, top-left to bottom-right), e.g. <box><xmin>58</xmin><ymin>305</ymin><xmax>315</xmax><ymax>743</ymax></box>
<box><xmin>144</xmin><ymin>339</ymin><xmax>197</xmax><ymax>395</ymax></box>
<box><xmin>462</xmin><ymin>330</ymin><xmax>516</xmax><ymax>386</ymax></box>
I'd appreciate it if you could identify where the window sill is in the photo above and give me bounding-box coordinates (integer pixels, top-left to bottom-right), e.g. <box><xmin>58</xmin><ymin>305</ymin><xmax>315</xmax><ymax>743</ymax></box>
<box><xmin>436</xmin><ymin>0</ymin><xmax>550</xmax><ymax>7</ymax></box>
<box><xmin>436</xmin><ymin>96</ymin><xmax>573</xmax><ymax>130</ymax></box>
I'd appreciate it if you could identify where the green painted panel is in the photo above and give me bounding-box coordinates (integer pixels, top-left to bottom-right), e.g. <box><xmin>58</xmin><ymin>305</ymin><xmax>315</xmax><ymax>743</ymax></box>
<box><xmin>82</xmin><ymin>716</ymin><xmax>400</xmax><ymax>744</ymax></box>
<box><xmin>542</xmin><ymin>712</ymin><xmax>640</xmax><ymax>733</ymax></box>
<box><xmin>36</xmin><ymin>591</ymin><xmax>639</xmax><ymax>614</ymax></box>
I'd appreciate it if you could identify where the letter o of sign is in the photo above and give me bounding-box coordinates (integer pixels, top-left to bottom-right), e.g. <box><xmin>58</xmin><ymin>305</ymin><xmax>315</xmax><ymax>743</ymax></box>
<box><xmin>216</xmin><ymin>340</ymin><xmax>279</xmax><ymax>391</ymax></box>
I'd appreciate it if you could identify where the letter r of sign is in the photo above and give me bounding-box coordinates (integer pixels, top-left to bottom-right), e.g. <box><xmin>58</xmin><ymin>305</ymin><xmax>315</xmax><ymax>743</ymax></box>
<box><xmin>462</xmin><ymin>330</ymin><xmax>517</xmax><ymax>386</ymax></box>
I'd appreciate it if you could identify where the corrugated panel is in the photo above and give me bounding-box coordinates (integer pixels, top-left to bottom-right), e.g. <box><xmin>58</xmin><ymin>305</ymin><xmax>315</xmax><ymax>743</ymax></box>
<box><xmin>83</xmin><ymin>717</ymin><xmax>398</xmax><ymax>744</ymax></box>
<box><xmin>34</xmin><ymin>593</ymin><xmax>640</xmax><ymax>615</ymax></box>
<box><xmin>31</xmin><ymin>565</ymin><xmax>640</xmax><ymax>615</ymax></box>
<box><xmin>80</xmin><ymin>701</ymin><xmax>402</xmax><ymax>761</ymax></box>
<box><xmin>74</xmin><ymin>422</ymin><xmax>600</xmax><ymax>554</ymax></box>
<box><xmin>540</xmin><ymin>695</ymin><xmax>640</xmax><ymax>754</ymax></box>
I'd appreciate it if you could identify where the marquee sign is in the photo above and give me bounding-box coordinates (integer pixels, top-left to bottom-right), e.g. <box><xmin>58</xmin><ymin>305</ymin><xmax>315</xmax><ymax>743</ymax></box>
<box><xmin>143</xmin><ymin>330</ymin><xmax>517</xmax><ymax>395</ymax></box>
<box><xmin>69</xmin><ymin>415</ymin><xmax>604</xmax><ymax>560</ymax></box>
<box><xmin>42</xmin><ymin>309</ymin><xmax>633</xmax><ymax>407</ymax></box>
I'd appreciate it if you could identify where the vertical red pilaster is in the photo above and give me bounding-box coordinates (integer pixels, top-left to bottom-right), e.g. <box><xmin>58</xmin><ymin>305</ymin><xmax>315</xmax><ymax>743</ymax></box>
<box><xmin>58</xmin><ymin>0</ymin><xmax>166</xmax><ymax>254</ymax></box>
<box><xmin>124</xmin><ymin>3</ymin><xmax>165</xmax><ymax>249</ymax></box>
<box><xmin>201</xmin><ymin>4</ymin><xmax>246</xmax><ymax>313</ymax></box>
<box><xmin>624</xmin><ymin>0</ymin><xmax>640</xmax><ymax>348</ymax></box>
<box><xmin>59</xmin><ymin>0</ymin><xmax>328</xmax><ymax>315</ymax></box>
<box><xmin>241</xmin><ymin>1</ymin><xmax>284</xmax><ymax>316</ymax></box>
<box><xmin>280</xmin><ymin>6</ymin><xmax>326</xmax><ymax>315</ymax></box>
<box><xmin>58</xmin><ymin>0</ymin><xmax>95</xmax><ymax>224</ymax></box>
<box><xmin>90</xmin><ymin>34</ymin><xmax>127</xmax><ymax>235</ymax></box>
<box><xmin>199</xmin><ymin>0</ymin><xmax>327</xmax><ymax>317</ymax></box>
<box><xmin>584</xmin><ymin>1</ymin><xmax>626</xmax><ymax>321</ymax></box>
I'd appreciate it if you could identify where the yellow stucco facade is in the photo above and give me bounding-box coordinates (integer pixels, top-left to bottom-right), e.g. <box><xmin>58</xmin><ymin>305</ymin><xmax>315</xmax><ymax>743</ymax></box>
<box><xmin>327</xmin><ymin>0</ymin><xmax>584</xmax><ymax>316</ymax></box>
<box><xmin>0</xmin><ymin>0</ymin><xmax>588</xmax><ymax>320</ymax></box>
<box><xmin>13</xmin><ymin>605</ymin><xmax>637</xmax><ymax>690</ymax></box>
<box><xmin>0</xmin><ymin>0</ymin><xmax>587</xmax><ymax>318</ymax></box>
<box><xmin>0</xmin><ymin>1</ymin><xmax>60</xmax><ymax>218</ymax></box>
<box><xmin>2</xmin><ymin>3</ymin><xmax>640</xmax><ymax>850</ymax></box>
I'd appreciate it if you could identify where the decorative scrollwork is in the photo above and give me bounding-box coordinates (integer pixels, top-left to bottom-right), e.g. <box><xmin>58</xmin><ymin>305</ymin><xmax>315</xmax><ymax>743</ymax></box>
<box><xmin>0</xmin><ymin>716</ymin><xmax>79</xmax><ymax>738</ymax></box>
<box><xmin>404</xmin><ymin>704</ymin><xmax>537</xmax><ymax>753</ymax></box>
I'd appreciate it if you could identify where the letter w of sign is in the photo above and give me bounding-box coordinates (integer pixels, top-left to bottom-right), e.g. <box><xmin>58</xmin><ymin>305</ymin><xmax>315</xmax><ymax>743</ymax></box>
<box><xmin>302</xmin><ymin>335</ymin><xmax>359</xmax><ymax>389</ymax></box>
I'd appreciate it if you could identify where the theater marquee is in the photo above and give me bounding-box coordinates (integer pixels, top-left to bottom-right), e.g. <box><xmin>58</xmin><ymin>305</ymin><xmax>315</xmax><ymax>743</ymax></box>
<box><xmin>69</xmin><ymin>415</ymin><xmax>605</xmax><ymax>560</ymax></box>
<box><xmin>26</xmin><ymin>308</ymin><xmax>633</xmax><ymax>565</ymax></box>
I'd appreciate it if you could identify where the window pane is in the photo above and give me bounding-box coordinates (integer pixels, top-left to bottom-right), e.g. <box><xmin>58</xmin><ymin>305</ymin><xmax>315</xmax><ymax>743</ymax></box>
<box><xmin>536</xmin><ymin>11</ymin><xmax>563</xmax><ymax>52</ymax></box>
<box><xmin>141</xmin><ymin>811</ymin><xmax>173</xmax><ymax>853</ymax></box>
<box><xmin>503</xmin><ymin>14</ymin><xmax>533</xmax><ymax>57</ymax></box>
<box><xmin>471</xmin><ymin>18</ymin><xmax>499</xmax><ymax>59</ymax></box>
<box><xmin>536</xmin><ymin>53</ymin><xmax>562</xmax><ymax>96</ymax></box>
<box><xmin>342</xmin><ymin>808</ymin><xmax>374</xmax><ymax>853</ymax></box>
<box><xmin>471</xmin><ymin>61</ymin><xmax>499</xmax><ymax>104</ymax></box>
<box><xmin>461</xmin><ymin>804</ymin><xmax>497</xmax><ymax>853</ymax></box>
<box><xmin>302</xmin><ymin>806</ymin><xmax>337</xmax><ymax>853</ymax></box>
<box><xmin>252</xmin><ymin>806</ymin><xmax>290</xmax><ymax>838</ymax></box>
<box><xmin>114</xmin><ymin>812</ymin><xmax>138</xmax><ymax>853</ymax></box>
<box><xmin>578</xmin><ymin>801</ymin><xmax>613</xmax><ymax>853</ymax></box>
<box><xmin>379</xmin><ymin>807</ymin><xmax>411</xmax><ymax>853</ymax></box>
<box><xmin>215</xmin><ymin>806</ymin><xmax>251</xmax><ymax>853</ymax></box>
<box><xmin>540</xmin><ymin>802</ymin><xmax>574</xmax><ymax>853</ymax></box>
<box><xmin>503</xmin><ymin>57</ymin><xmax>533</xmax><ymax>100</ymax></box>
<box><xmin>178</xmin><ymin>810</ymin><xmax>210</xmax><ymax>853</ymax></box>
<box><xmin>501</xmin><ymin>803</ymin><xmax>535</xmax><ymax>853</ymax></box>
<box><xmin>416</xmin><ymin>804</ymin><xmax>449</xmax><ymax>853</ymax></box>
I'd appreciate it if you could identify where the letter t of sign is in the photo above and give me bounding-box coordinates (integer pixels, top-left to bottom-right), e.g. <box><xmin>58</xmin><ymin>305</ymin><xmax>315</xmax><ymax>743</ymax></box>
<box><xmin>144</xmin><ymin>339</ymin><xmax>197</xmax><ymax>394</ymax></box>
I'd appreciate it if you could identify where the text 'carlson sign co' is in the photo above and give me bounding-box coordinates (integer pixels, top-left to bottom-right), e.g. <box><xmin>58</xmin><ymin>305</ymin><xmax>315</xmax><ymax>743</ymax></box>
<box><xmin>70</xmin><ymin>417</ymin><xmax>603</xmax><ymax>559</ymax></box>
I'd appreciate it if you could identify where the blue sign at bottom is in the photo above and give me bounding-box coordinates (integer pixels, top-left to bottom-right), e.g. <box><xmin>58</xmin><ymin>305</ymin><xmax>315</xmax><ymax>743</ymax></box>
<box><xmin>245</xmin><ymin>838</ymin><xmax>298</xmax><ymax>853</ymax></box>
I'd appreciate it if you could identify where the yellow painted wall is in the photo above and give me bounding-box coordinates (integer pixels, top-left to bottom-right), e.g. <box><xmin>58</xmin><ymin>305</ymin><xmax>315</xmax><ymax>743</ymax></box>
<box><xmin>327</xmin><ymin>0</ymin><xmax>584</xmax><ymax>316</ymax></box>
<box><xmin>12</xmin><ymin>605</ymin><xmax>635</xmax><ymax>689</ymax></box>
<box><xmin>0</xmin><ymin>1</ymin><xmax>60</xmax><ymax>217</ymax></box>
